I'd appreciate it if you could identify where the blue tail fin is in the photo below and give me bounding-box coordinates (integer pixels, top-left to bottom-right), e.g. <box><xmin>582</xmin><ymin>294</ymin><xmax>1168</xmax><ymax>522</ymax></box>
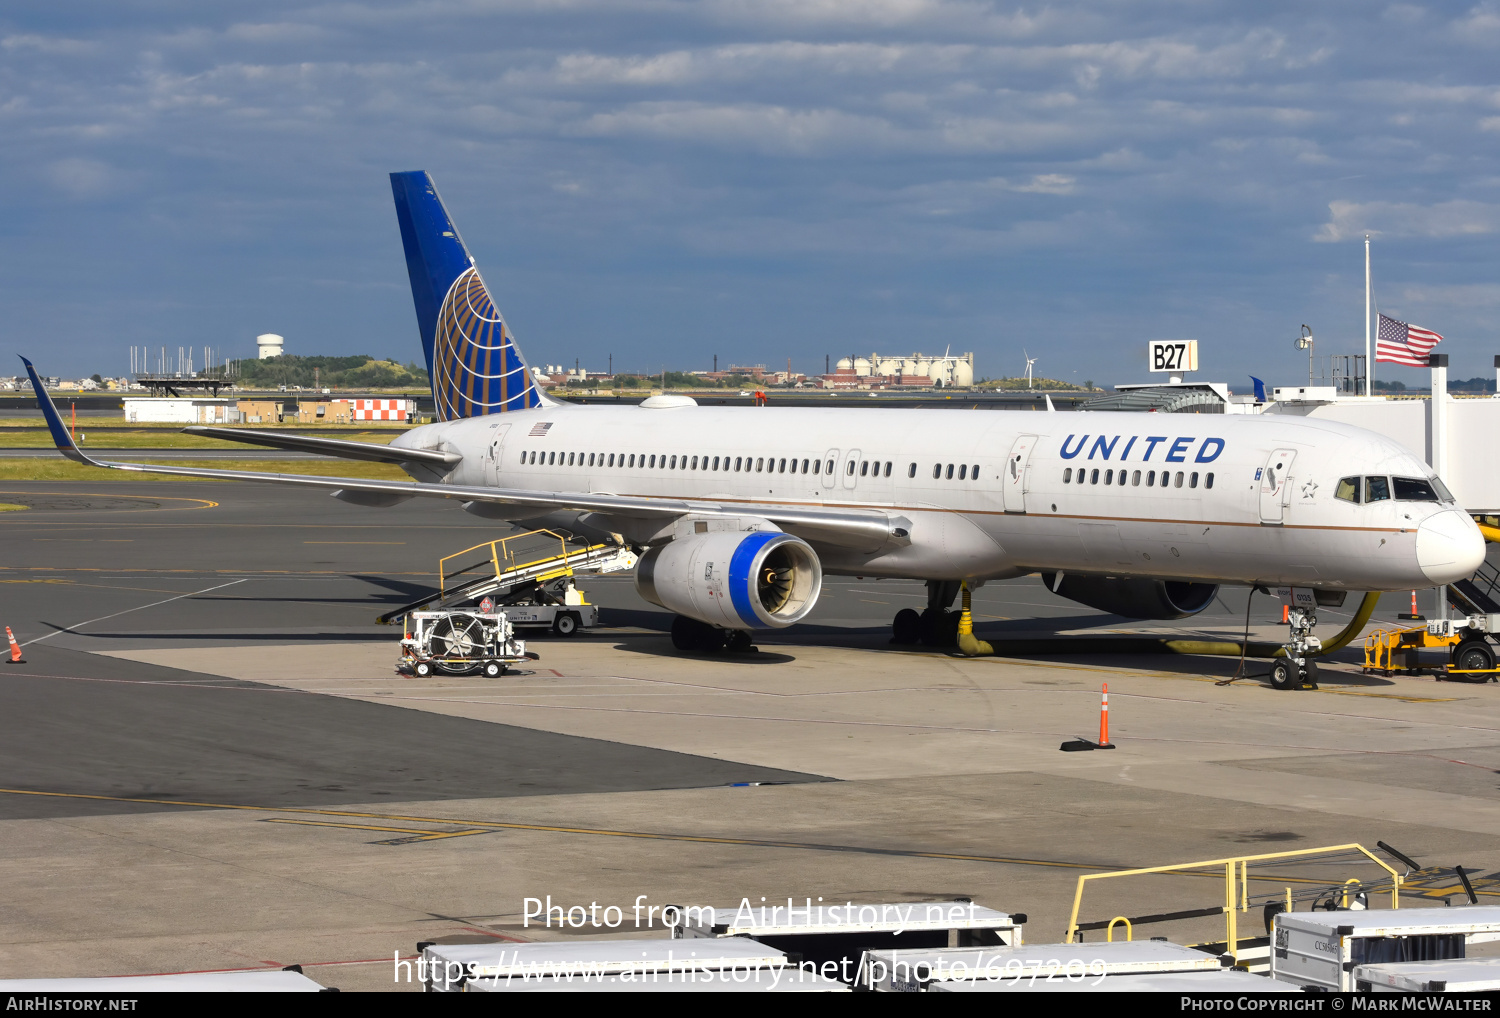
<box><xmin>390</xmin><ymin>171</ymin><xmax>544</xmax><ymax>420</ymax></box>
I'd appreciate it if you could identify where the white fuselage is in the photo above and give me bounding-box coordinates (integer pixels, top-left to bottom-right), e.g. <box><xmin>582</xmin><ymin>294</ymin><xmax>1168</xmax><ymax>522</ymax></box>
<box><xmin>392</xmin><ymin>403</ymin><xmax>1486</xmax><ymax>592</ymax></box>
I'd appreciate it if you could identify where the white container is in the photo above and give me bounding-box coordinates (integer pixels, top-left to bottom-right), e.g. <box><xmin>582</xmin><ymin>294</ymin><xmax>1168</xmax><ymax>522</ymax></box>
<box><xmin>858</xmin><ymin>939</ymin><xmax>1227</xmax><ymax>991</ymax></box>
<box><xmin>929</xmin><ymin>968</ymin><xmax>1298</xmax><ymax>992</ymax></box>
<box><xmin>0</xmin><ymin>969</ymin><xmax>327</xmax><ymax>992</ymax></box>
<box><xmin>1355</xmin><ymin>957</ymin><xmax>1500</xmax><ymax>993</ymax></box>
<box><xmin>675</xmin><ymin>900</ymin><xmax>1021</xmax><ymax>986</ymax></box>
<box><xmin>420</xmin><ymin>937</ymin><xmax>787</xmax><ymax>992</ymax></box>
<box><xmin>675</xmin><ymin>899</ymin><xmax>1019</xmax><ymax>943</ymax></box>
<box><xmin>1272</xmin><ymin>907</ymin><xmax>1500</xmax><ymax>991</ymax></box>
<box><xmin>465</xmin><ymin>970</ymin><xmax>848</xmax><ymax>992</ymax></box>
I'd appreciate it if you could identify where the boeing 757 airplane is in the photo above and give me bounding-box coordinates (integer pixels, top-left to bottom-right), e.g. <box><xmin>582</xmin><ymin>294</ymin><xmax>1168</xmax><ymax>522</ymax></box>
<box><xmin>22</xmin><ymin>171</ymin><xmax>1487</xmax><ymax>684</ymax></box>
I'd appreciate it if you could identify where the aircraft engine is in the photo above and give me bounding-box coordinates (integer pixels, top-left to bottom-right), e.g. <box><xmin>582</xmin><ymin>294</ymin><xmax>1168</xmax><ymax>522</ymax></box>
<box><xmin>1040</xmin><ymin>573</ymin><xmax>1218</xmax><ymax>620</ymax></box>
<box><xmin>635</xmin><ymin>531</ymin><xmax>822</xmax><ymax>630</ymax></box>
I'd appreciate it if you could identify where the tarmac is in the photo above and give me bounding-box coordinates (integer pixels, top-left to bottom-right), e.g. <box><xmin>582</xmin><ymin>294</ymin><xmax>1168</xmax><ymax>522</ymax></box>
<box><xmin>2</xmin><ymin>480</ymin><xmax>1498</xmax><ymax>990</ymax></box>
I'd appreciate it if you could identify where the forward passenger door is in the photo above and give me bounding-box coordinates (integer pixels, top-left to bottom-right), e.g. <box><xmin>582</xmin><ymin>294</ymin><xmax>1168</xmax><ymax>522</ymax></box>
<box><xmin>1258</xmin><ymin>448</ymin><xmax>1297</xmax><ymax>524</ymax></box>
<box><xmin>1003</xmin><ymin>434</ymin><xmax>1038</xmax><ymax>513</ymax></box>
<box><xmin>484</xmin><ymin>424</ymin><xmax>511</xmax><ymax>486</ymax></box>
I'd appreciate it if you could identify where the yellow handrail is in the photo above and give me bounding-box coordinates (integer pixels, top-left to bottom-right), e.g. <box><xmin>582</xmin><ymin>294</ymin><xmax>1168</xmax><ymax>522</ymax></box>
<box><xmin>439</xmin><ymin>528</ymin><xmax>591</xmax><ymax>591</ymax></box>
<box><xmin>1105</xmin><ymin>917</ymin><xmax>1132</xmax><ymax>942</ymax></box>
<box><xmin>1065</xmin><ymin>843</ymin><xmax>1401</xmax><ymax>961</ymax></box>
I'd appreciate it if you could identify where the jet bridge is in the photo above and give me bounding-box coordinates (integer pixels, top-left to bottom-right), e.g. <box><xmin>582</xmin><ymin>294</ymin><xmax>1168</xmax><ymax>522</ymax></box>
<box><xmin>377</xmin><ymin>529</ymin><xmax>637</xmax><ymax>631</ymax></box>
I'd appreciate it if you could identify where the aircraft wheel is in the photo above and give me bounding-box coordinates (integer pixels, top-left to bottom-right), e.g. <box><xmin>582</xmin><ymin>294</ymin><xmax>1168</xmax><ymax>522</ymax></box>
<box><xmin>1268</xmin><ymin>660</ymin><xmax>1296</xmax><ymax>691</ymax></box>
<box><xmin>483</xmin><ymin>661</ymin><xmax>503</xmax><ymax>678</ymax></box>
<box><xmin>892</xmin><ymin>608</ymin><xmax>921</xmax><ymax>645</ymax></box>
<box><xmin>414</xmin><ymin>661</ymin><xmax>433</xmax><ymax>678</ymax></box>
<box><xmin>696</xmin><ymin>627</ymin><xmax>728</xmax><ymax>653</ymax></box>
<box><xmin>725</xmin><ymin>630</ymin><xmax>754</xmax><ymax>653</ymax></box>
<box><xmin>553</xmin><ymin>612</ymin><xmax>580</xmax><ymax>637</ymax></box>
<box><xmin>1302</xmin><ymin>660</ymin><xmax>1318</xmax><ymax>689</ymax></box>
<box><xmin>671</xmin><ymin>616</ymin><xmax>708</xmax><ymax>652</ymax></box>
<box><xmin>1453</xmin><ymin>639</ymin><xmax>1496</xmax><ymax>678</ymax></box>
<box><xmin>919</xmin><ymin>608</ymin><xmax>958</xmax><ymax>647</ymax></box>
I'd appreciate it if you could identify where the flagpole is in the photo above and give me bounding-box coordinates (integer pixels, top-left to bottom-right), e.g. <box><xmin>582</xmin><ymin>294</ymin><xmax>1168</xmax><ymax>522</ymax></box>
<box><xmin>1364</xmin><ymin>234</ymin><xmax>1371</xmax><ymax>396</ymax></box>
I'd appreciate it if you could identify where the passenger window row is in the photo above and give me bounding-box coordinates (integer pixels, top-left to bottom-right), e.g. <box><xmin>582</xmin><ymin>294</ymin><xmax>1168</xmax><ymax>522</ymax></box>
<box><xmin>1063</xmin><ymin>467</ymin><xmax>1214</xmax><ymax>490</ymax></box>
<box><xmin>1335</xmin><ymin>475</ymin><xmax>1451</xmax><ymax>504</ymax></box>
<box><xmin>929</xmin><ymin>463</ymin><xmax>981</xmax><ymax>481</ymax></box>
<box><xmin>519</xmin><ymin>450</ymin><xmax>866</xmax><ymax>476</ymax></box>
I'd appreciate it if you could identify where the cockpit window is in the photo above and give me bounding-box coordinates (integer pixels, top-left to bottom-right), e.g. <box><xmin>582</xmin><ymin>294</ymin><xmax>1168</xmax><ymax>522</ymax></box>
<box><xmin>1335</xmin><ymin>477</ymin><xmax>1360</xmax><ymax>504</ymax></box>
<box><xmin>1430</xmin><ymin>476</ymin><xmax>1456</xmax><ymax>502</ymax></box>
<box><xmin>1393</xmin><ymin>476</ymin><xmax>1441</xmax><ymax>502</ymax></box>
<box><xmin>1365</xmin><ymin>476</ymin><xmax>1391</xmax><ymax>503</ymax></box>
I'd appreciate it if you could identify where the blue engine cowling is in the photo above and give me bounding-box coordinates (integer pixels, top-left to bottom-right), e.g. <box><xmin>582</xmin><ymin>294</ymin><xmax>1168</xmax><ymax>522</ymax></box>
<box><xmin>635</xmin><ymin>530</ymin><xmax>822</xmax><ymax>629</ymax></box>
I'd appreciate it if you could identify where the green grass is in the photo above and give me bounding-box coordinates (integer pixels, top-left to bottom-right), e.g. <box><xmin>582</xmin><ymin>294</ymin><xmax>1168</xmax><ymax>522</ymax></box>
<box><xmin>0</xmin><ymin>425</ymin><xmax>414</xmax><ymax>449</ymax></box>
<box><xmin>0</xmin><ymin>459</ymin><xmax>410</xmax><ymax>482</ymax></box>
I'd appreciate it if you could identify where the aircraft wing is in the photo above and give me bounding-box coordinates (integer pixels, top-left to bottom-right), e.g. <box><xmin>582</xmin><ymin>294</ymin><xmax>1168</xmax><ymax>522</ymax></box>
<box><xmin>182</xmin><ymin>425</ymin><xmax>461</xmax><ymax>467</ymax></box>
<box><xmin>22</xmin><ymin>359</ymin><xmax>907</xmax><ymax>552</ymax></box>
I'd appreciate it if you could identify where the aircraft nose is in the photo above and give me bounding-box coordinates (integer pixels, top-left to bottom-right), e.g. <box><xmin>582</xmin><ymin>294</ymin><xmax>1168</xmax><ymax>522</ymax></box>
<box><xmin>1417</xmin><ymin>509</ymin><xmax>1487</xmax><ymax>585</ymax></box>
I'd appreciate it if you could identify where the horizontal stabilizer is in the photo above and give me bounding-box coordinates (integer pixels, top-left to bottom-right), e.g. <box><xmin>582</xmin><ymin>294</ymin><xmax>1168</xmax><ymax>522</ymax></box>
<box><xmin>183</xmin><ymin>426</ymin><xmax>460</xmax><ymax>467</ymax></box>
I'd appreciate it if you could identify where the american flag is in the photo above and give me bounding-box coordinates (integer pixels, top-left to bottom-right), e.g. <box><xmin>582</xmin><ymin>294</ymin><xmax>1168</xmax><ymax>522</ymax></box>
<box><xmin>528</xmin><ymin>422</ymin><xmax>553</xmax><ymax>437</ymax></box>
<box><xmin>1375</xmin><ymin>313</ymin><xmax>1443</xmax><ymax>367</ymax></box>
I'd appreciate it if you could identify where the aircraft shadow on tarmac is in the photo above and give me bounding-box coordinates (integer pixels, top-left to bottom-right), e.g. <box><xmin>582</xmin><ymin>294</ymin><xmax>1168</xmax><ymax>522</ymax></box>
<box><xmin>36</xmin><ymin>624</ymin><xmax>395</xmax><ymax>644</ymax></box>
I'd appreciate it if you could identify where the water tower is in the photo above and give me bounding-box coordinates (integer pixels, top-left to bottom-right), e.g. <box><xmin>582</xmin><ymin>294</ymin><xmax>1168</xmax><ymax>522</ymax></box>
<box><xmin>256</xmin><ymin>334</ymin><xmax>284</xmax><ymax>360</ymax></box>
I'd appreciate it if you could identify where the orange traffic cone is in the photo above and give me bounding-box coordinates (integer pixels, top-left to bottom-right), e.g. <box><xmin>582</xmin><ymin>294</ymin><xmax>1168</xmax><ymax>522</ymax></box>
<box><xmin>6</xmin><ymin>627</ymin><xmax>25</xmax><ymax>664</ymax></box>
<box><xmin>1097</xmin><ymin>683</ymin><xmax>1115</xmax><ymax>749</ymax></box>
<box><xmin>1060</xmin><ymin>684</ymin><xmax>1117</xmax><ymax>752</ymax></box>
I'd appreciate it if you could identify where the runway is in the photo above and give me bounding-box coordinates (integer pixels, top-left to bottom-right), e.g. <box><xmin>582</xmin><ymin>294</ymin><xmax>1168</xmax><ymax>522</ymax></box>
<box><xmin>2</xmin><ymin>480</ymin><xmax>1498</xmax><ymax>989</ymax></box>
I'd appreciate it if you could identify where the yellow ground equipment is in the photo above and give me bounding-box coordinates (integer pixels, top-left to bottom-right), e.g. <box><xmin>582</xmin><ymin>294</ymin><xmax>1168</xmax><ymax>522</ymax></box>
<box><xmin>1064</xmin><ymin>843</ymin><xmax>1403</xmax><ymax>965</ymax></box>
<box><xmin>1364</xmin><ymin>614</ymin><xmax>1500</xmax><ymax>682</ymax></box>
<box><xmin>377</xmin><ymin>528</ymin><xmax>636</xmax><ymax>635</ymax></box>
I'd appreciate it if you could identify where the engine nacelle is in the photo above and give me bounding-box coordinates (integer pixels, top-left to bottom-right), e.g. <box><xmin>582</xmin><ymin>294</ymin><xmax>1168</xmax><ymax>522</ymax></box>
<box><xmin>636</xmin><ymin>531</ymin><xmax>822</xmax><ymax>630</ymax></box>
<box><xmin>1041</xmin><ymin>573</ymin><xmax>1218</xmax><ymax>620</ymax></box>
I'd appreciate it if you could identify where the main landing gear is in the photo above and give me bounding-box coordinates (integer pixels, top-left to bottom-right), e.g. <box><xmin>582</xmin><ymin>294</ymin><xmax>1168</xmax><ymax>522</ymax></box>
<box><xmin>892</xmin><ymin>580</ymin><xmax>963</xmax><ymax>647</ymax></box>
<box><xmin>670</xmin><ymin>616</ymin><xmax>755</xmax><ymax>655</ymax></box>
<box><xmin>1269</xmin><ymin>606</ymin><xmax>1321</xmax><ymax>691</ymax></box>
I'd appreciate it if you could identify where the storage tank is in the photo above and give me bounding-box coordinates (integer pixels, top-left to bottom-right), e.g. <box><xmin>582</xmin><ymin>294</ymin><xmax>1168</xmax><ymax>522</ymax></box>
<box><xmin>952</xmin><ymin>359</ymin><xmax>975</xmax><ymax>387</ymax></box>
<box><xmin>853</xmin><ymin>357</ymin><xmax>872</xmax><ymax>377</ymax></box>
<box><xmin>913</xmin><ymin>359</ymin><xmax>931</xmax><ymax>378</ymax></box>
<box><xmin>256</xmin><ymin>334</ymin><xmax>284</xmax><ymax>360</ymax></box>
<box><xmin>835</xmin><ymin>357</ymin><xmax>854</xmax><ymax>372</ymax></box>
<box><xmin>876</xmin><ymin>358</ymin><xmax>902</xmax><ymax>376</ymax></box>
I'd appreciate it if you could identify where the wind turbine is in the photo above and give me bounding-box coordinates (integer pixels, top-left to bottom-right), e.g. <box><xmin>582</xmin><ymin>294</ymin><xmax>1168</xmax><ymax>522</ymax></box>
<box><xmin>1023</xmin><ymin>350</ymin><xmax>1037</xmax><ymax>389</ymax></box>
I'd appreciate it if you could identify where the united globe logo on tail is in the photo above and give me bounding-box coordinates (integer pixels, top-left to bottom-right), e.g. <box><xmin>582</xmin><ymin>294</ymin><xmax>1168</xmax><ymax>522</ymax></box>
<box><xmin>432</xmin><ymin>266</ymin><xmax>541</xmax><ymax>420</ymax></box>
<box><xmin>391</xmin><ymin>170</ymin><xmax>544</xmax><ymax>421</ymax></box>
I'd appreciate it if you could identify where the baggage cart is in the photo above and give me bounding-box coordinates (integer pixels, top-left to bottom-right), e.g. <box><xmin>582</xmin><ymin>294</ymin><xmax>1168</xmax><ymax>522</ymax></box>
<box><xmin>1271</xmin><ymin>906</ymin><xmax>1500</xmax><ymax>991</ymax></box>
<box><xmin>858</xmin><ymin>938</ymin><xmax>1228</xmax><ymax>991</ymax></box>
<box><xmin>418</xmin><ymin>937</ymin><xmax>788</xmax><ymax>992</ymax></box>
<box><xmin>928</xmin><ymin>967</ymin><xmax>1297</xmax><ymax>992</ymax></box>
<box><xmin>1355</xmin><ymin>956</ymin><xmax>1500</xmax><ymax>992</ymax></box>
<box><xmin>674</xmin><ymin>899</ymin><xmax>1021</xmax><ymax>983</ymax></box>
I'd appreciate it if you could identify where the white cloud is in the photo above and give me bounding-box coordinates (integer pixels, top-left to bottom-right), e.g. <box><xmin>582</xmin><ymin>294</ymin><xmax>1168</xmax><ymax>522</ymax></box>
<box><xmin>1</xmin><ymin>33</ymin><xmax>95</xmax><ymax>54</ymax></box>
<box><xmin>1315</xmin><ymin>200</ymin><xmax>1500</xmax><ymax>241</ymax></box>
<box><xmin>1399</xmin><ymin>282</ymin><xmax>1500</xmax><ymax>308</ymax></box>
<box><xmin>1013</xmin><ymin>173</ymin><xmax>1076</xmax><ymax>194</ymax></box>
<box><xmin>47</xmin><ymin>158</ymin><xmax>114</xmax><ymax>198</ymax></box>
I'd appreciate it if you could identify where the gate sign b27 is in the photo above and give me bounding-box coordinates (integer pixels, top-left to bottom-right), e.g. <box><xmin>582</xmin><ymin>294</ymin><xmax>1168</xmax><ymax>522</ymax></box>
<box><xmin>1147</xmin><ymin>340</ymin><xmax>1198</xmax><ymax>374</ymax></box>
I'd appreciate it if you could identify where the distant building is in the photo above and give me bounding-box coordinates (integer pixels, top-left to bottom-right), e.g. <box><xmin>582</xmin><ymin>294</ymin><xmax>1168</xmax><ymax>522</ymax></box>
<box><xmin>821</xmin><ymin>352</ymin><xmax>975</xmax><ymax>389</ymax></box>
<box><xmin>256</xmin><ymin>334</ymin><xmax>285</xmax><ymax>360</ymax></box>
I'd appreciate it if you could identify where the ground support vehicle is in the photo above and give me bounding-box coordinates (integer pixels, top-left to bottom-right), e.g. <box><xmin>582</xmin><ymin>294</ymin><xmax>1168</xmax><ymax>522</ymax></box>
<box><xmin>398</xmin><ymin>610</ymin><xmax>534</xmax><ymax>678</ymax></box>
<box><xmin>1364</xmin><ymin>613</ymin><xmax>1500</xmax><ymax>682</ymax></box>
<box><xmin>379</xmin><ymin>529</ymin><xmax>633</xmax><ymax>637</ymax></box>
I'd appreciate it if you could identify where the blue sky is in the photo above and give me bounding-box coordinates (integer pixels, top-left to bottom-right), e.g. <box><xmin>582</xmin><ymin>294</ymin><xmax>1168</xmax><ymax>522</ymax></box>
<box><xmin>3</xmin><ymin>1</ymin><xmax>1497</xmax><ymax>388</ymax></box>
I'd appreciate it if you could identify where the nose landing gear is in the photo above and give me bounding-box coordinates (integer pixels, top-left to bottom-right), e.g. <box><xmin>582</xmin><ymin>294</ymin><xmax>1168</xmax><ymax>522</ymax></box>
<box><xmin>1269</xmin><ymin>607</ymin><xmax>1321</xmax><ymax>690</ymax></box>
